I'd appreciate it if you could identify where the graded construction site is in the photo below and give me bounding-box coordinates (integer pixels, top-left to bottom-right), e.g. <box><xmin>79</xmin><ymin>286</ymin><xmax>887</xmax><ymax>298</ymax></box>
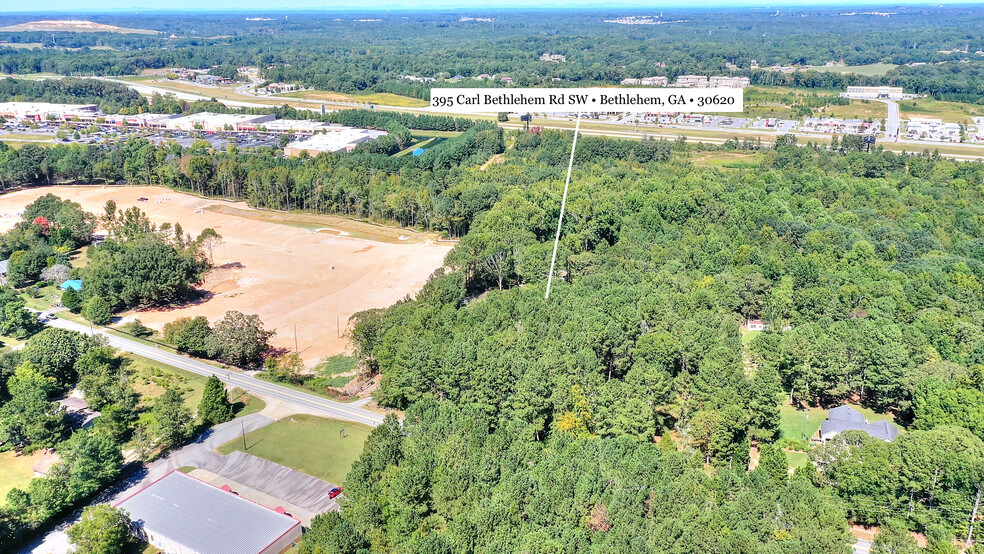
<box><xmin>0</xmin><ymin>185</ymin><xmax>452</xmax><ymax>365</ymax></box>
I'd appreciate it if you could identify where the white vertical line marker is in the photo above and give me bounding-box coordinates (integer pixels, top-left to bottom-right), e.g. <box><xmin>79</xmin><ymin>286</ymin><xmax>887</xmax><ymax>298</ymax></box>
<box><xmin>545</xmin><ymin>111</ymin><xmax>581</xmax><ymax>299</ymax></box>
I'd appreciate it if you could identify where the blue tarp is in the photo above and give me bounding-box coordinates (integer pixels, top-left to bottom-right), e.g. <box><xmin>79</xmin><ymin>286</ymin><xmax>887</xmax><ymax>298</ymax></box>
<box><xmin>59</xmin><ymin>280</ymin><xmax>82</xmax><ymax>291</ymax></box>
<box><xmin>412</xmin><ymin>148</ymin><xmax>426</xmax><ymax>156</ymax></box>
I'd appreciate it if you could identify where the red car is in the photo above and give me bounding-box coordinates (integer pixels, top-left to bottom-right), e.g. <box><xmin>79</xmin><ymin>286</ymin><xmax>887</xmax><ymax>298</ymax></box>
<box><xmin>329</xmin><ymin>487</ymin><xmax>342</xmax><ymax>499</ymax></box>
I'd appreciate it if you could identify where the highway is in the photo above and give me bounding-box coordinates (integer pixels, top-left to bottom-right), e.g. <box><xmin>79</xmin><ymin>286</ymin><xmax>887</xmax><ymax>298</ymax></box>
<box><xmin>44</xmin><ymin>317</ymin><xmax>386</xmax><ymax>427</ymax></box>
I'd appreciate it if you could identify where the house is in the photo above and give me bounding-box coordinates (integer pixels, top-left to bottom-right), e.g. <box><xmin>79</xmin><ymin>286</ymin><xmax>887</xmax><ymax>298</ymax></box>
<box><xmin>816</xmin><ymin>405</ymin><xmax>899</xmax><ymax>443</ymax></box>
<box><xmin>59</xmin><ymin>279</ymin><xmax>82</xmax><ymax>291</ymax></box>
<box><xmin>116</xmin><ymin>471</ymin><xmax>301</xmax><ymax>554</ymax></box>
<box><xmin>0</xmin><ymin>259</ymin><xmax>7</xmax><ymax>284</ymax></box>
<box><xmin>500</xmin><ymin>76</ymin><xmax>514</xmax><ymax>84</ymax></box>
<box><xmin>745</xmin><ymin>318</ymin><xmax>768</xmax><ymax>331</ymax></box>
<box><xmin>57</xmin><ymin>395</ymin><xmax>100</xmax><ymax>430</ymax></box>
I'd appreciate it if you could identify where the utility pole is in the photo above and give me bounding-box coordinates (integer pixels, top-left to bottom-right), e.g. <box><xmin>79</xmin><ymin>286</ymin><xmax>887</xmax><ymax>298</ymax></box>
<box><xmin>293</xmin><ymin>323</ymin><xmax>298</xmax><ymax>352</ymax></box>
<box><xmin>968</xmin><ymin>485</ymin><xmax>981</xmax><ymax>549</ymax></box>
<box><xmin>241</xmin><ymin>419</ymin><xmax>246</xmax><ymax>451</ymax></box>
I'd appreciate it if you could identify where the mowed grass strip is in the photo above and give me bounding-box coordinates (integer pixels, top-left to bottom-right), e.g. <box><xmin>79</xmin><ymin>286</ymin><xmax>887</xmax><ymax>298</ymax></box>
<box><xmin>216</xmin><ymin>414</ymin><xmax>372</xmax><ymax>485</ymax></box>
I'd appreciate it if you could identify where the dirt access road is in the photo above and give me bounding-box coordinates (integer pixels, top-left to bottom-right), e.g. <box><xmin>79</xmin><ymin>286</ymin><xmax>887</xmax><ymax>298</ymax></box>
<box><xmin>0</xmin><ymin>185</ymin><xmax>452</xmax><ymax>365</ymax></box>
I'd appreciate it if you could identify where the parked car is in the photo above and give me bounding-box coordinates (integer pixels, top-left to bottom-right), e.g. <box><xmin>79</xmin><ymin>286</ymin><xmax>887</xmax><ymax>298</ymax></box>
<box><xmin>328</xmin><ymin>487</ymin><xmax>342</xmax><ymax>499</ymax></box>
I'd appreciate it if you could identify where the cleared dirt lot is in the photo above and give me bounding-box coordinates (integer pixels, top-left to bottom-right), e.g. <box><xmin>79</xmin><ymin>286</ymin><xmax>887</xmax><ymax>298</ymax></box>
<box><xmin>0</xmin><ymin>185</ymin><xmax>451</xmax><ymax>365</ymax></box>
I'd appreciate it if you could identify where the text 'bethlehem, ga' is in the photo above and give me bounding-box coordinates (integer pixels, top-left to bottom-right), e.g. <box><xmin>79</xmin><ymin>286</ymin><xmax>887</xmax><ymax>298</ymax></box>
<box><xmin>429</xmin><ymin>87</ymin><xmax>743</xmax><ymax>112</ymax></box>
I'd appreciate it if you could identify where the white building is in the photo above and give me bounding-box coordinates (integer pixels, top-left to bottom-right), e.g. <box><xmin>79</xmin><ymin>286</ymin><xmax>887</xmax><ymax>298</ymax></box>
<box><xmin>842</xmin><ymin>86</ymin><xmax>915</xmax><ymax>100</ymax></box>
<box><xmin>261</xmin><ymin>119</ymin><xmax>334</xmax><ymax>134</ymax></box>
<box><xmin>0</xmin><ymin>102</ymin><xmax>100</xmax><ymax>122</ymax></box>
<box><xmin>621</xmin><ymin>76</ymin><xmax>669</xmax><ymax>86</ymax></box>
<box><xmin>708</xmin><ymin>76</ymin><xmax>750</xmax><ymax>88</ymax></box>
<box><xmin>674</xmin><ymin>75</ymin><xmax>709</xmax><ymax>87</ymax></box>
<box><xmin>106</xmin><ymin>113</ymin><xmax>180</xmax><ymax>128</ymax></box>
<box><xmin>283</xmin><ymin>128</ymin><xmax>387</xmax><ymax>156</ymax></box>
<box><xmin>164</xmin><ymin>112</ymin><xmax>276</xmax><ymax>132</ymax></box>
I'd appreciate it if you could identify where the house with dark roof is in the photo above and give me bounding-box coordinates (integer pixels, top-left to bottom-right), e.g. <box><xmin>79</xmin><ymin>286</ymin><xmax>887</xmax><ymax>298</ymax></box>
<box><xmin>816</xmin><ymin>405</ymin><xmax>899</xmax><ymax>443</ymax></box>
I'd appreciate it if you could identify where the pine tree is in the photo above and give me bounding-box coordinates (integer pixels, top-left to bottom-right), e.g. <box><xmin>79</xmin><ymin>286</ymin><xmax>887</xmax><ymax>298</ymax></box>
<box><xmin>758</xmin><ymin>443</ymin><xmax>789</xmax><ymax>486</ymax></box>
<box><xmin>198</xmin><ymin>375</ymin><xmax>233</xmax><ymax>425</ymax></box>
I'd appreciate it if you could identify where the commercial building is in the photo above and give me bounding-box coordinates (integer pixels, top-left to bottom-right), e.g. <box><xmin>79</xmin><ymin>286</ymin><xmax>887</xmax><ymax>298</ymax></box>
<box><xmin>708</xmin><ymin>76</ymin><xmax>750</xmax><ymax>88</ymax></box>
<box><xmin>284</xmin><ymin>128</ymin><xmax>387</xmax><ymax>156</ymax></box>
<box><xmin>0</xmin><ymin>102</ymin><xmax>100</xmax><ymax>122</ymax></box>
<box><xmin>904</xmin><ymin>116</ymin><xmax>962</xmax><ymax>142</ymax></box>
<box><xmin>842</xmin><ymin>86</ymin><xmax>914</xmax><ymax>100</ymax></box>
<box><xmin>195</xmin><ymin>74</ymin><xmax>232</xmax><ymax>86</ymax></box>
<box><xmin>620</xmin><ymin>76</ymin><xmax>669</xmax><ymax>86</ymax></box>
<box><xmin>106</xmin><ymin>113</ymin><xmax>180</xmax><ymax>128</ymax></box>
<box><xmin>261</xmin><ymin>119</ymin><xmax>335</xmax><ymax>135</ymax></box>
<box><xmin>674</xmin><ymin>75</ymin><xmax>709</xmax><ymax>87</ymax></box>
<box><xmin>116</xmin><ymin>471</ymin><xmax>301</xmax><ymax>554</ymax></box>
<box><xmin>164</xmin><ymin>112</ymin><xmax>277</xmax><ymax>132</ymax></box>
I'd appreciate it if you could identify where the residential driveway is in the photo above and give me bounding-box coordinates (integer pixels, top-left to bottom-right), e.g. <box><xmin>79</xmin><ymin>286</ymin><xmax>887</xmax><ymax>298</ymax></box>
<box><xmin>22</xmin><ymin>413</ymin><xmax>340</xmax><ymax>553</ymax></box>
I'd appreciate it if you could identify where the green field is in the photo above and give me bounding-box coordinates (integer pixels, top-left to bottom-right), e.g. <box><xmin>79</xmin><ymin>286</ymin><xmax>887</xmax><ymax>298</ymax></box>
<box><xmin>900</xmin><ymin>97</ymin><xmax>984</xmax><ymax>123</ymax></box>
<box><xmin>0</xmin><ymin>451</ymin><xmax>41</xmax><ymax>506</ymax></box>
<box><xmin>216</xmin><ymin>414</ymin><xmax>372</xmax><ymax>485</ymax></box>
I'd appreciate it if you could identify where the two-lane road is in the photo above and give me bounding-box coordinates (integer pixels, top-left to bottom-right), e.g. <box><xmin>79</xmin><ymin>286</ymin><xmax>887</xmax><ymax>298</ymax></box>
<box><xmin>45</xmin><ymin>317</ymin><xmax>385</xmax><ymax>427</ymax></box>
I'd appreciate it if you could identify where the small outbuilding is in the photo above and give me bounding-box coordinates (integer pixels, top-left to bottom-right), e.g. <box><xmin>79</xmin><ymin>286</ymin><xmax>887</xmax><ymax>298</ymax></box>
<box><xmin>59</xmin><ymin>280</ymin><xmax>82</xmax><ymax>291</ymax></box>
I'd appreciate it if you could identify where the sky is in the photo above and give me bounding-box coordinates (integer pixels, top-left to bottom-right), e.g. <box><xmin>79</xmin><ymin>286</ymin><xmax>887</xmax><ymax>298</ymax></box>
<box><xmin>3</xmin><ymin>0</ymin><xmax>983</xmax><ymax>12</ymax></box>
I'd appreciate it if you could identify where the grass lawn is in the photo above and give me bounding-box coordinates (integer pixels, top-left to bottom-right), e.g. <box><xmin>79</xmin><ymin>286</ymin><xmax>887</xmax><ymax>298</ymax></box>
<box><xmin>785</xmin><ymin>450</ymin><xmax>810</xmax><ymax>469</ymax></box>
<box><xmin>128</xmin><ymin>355</ymin><xmax>263</xmax><ymax>417</ymax></box>
<box><xmin>410</xmin><ymin>130</ymin><xmax>462</xmax><ymax>139</ymax></box>
<box><xmin>0</xmin><ymin>140</ymin><xmax>58</xmax><ymax>149</ymax></box>
<box><xmin>900</xmin><ymin>97</ymin><xmax>984</xmax><ymax>124</ymax></box>
<box><xmin>740</xmin><ymin>329</ymin><xmax>762</xmax><ymax>346</ymax></box>
<box><xmin>128</xmin><ymin>353</ymin><xmax>211</xmax><ymax>411</ymax></box>
<box><xmin>780</xmin><ymin>403</ymin><xmax>827</xmax><ymax>442</ymax></box>
<box><xmin>0</xmin><ymin>450</ymin><xmax>41</xmax><ymax>505</ymax></box>
<box><xmin>216</xmin><ymin>414</ymin><xmax>372</xmax><ymax>485</ymax></box>
<box><xmin>821</xmin><ymin>100</ymin><xmax>888</xmax><ymax>120</ymax></box>
<box><xmin>20</xmin><ymin>285</ymin><xmax>62</xmax><ymax>312</ymax></box>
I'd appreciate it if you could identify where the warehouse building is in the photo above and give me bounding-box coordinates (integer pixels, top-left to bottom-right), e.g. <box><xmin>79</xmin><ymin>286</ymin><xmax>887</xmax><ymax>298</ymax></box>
<box><xmin>116</xmin><ymin>471</ymin><xmax>301</xmax><ymax>554</ymax></box>
<box><xmin>284</xmin><ymin>128</ymin><xmax>387</xmax><ymax>156</ymax></box>
<box><xmin>261</xmin><ymin>119</ymin><xmax>335</xmax><ymax>134</ymax></box>
<box><xmin>0</xmin><ymin>102</ymin><xmax>100</xmax><ymax>122</ymax></box>
<box><xmin>164</xmin><ymin>112</ymin><xmax>277</xmax><ymax>132</ymax></box>
<box><xmin>842</xmin><ymin>86</ymin><xmax>915</xmax><ymax>100</ymax></box>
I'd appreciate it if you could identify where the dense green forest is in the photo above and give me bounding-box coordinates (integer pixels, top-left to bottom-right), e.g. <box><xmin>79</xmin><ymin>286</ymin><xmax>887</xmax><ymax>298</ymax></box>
<box><xmin>1</xmin><ymin>9</ymin><xmax>984</xmax><ymax>100</ymax></box>
<box><xmin>299</xmin><ymin>134</ymin><xmax>984</xmax><ymax>551</ymax></box>
<box><xmin>2</xmin><ymin>111</ymin><xmax>984</xmax><ymax>549</ymax></box>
